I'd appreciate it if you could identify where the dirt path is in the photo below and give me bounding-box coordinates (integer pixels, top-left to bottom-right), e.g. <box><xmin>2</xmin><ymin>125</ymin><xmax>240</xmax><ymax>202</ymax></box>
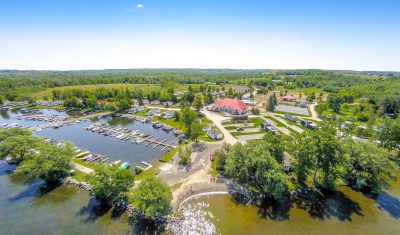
<box><xmin>158</xmin><ymin>142</ymin><xmax>229</xmax><ymax>210</ymax></box>
<box><xmin>73</xmin><ymin>163</ymin><xmax>93</xmax><ymax>174</ymax></box>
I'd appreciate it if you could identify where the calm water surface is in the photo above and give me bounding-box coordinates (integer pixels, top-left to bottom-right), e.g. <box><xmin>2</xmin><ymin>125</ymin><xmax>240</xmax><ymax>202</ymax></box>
<box><xmin>0</xmin><ymin>162</ymin><xmax>159</xmax><ymax>235</ymax></box>
<box><xmin>178</xmin><ymin>171</ymin><xmax>400</xmax><ymax>235</ymax></box>
<box><xmin>0</xmin><ymin>109</ymin><xmax>176</xmax><ymax>166</ymax></box>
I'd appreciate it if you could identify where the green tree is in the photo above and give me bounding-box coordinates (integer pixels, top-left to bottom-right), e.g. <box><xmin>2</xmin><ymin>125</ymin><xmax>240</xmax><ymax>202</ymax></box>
<box><xmin>225</xmin><ymin>142</ymin><xmax>288</xmax><ymax>199</ymax></box>
<box><xmin>343</xmin><ymin>139</ymin><xmax>395</xmax><ymax>193</ymax></box>
<box><xmin>327</xmin><ymin>94</ymin><xmax>342</xmax><ymax>113</ymax></box>
<box><xmin>315</xmin><ymin>102</ymin><xmax>328</xmax><ymax>117</ymax></box>
<box><xmin>131</xmin><ymin>177</ymin><xmax>172</xmax><ymax>218</ymax></box>
<box><xmin>293</xmin><ymin>123</ymin><xmax>344</xmax><ymax>190</ymax></box>
<box><xmin>116</xmin><ymin>98</ymin><xmax>132</xmax><ymax>112</ymax></box>
<box><xmin>181</xmin><ymin>108</ymin><xmax>197</xmax><ymax>136</ymax></box>
<box><xmin>15</xmin><ymin>143</ymin><xmax>74</xmax><ymax>182</ymax></box>
<box><xmin>0</xmin><ymin>127</ymin><xmax>31</xmax><ymax>142</ymax></box>
<box><xmin>86</xmin><ymin>164</ymin><xmax>134</xmax><ymax>202</ymax></box>
<box><xmin>193</xmin><ymin>94</ymin><xmax>204</xmax><ymax>112</ymax></box>
<box><xmin>262</xmin><ymin>132</ymin><xmax>288</xmax><ymax>163</ymax></box>
<box><xmin>178</xmin><ymin>146</ymin><xmax>192</xmax><ymax>165</ymax></box>
<box><xmin>377</xmin><ymin>117</ymin><xmax>400</xmax><ymax>150</ymax></box>
<box><xmin>0</xmin><ymin>135</ymin><xmax>44</xmax><ymax>164</ymax></box>
<box><xmin>190</xmin><ymin>120</ymin><xmax>202</xmax><ymax>143</ymax></box>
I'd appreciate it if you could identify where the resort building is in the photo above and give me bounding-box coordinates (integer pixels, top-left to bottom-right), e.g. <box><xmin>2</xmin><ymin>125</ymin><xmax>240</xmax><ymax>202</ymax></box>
<box><xmin>210</xmin><ymin>98</ymin><xmax>248</xmax><ymax>120</ymax></box>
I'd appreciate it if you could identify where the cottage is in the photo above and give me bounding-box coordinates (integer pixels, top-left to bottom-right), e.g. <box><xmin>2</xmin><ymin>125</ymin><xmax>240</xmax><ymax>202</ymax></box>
<box><xmin>163</xmin><ymin>101</ymin><xmax>174</xmax><ymax>107</ymax></box>
<box><xmin>163</xmin><ymin>110</ymin><xmax>175</xmax><ymax>119</ymax></box>
<box><xmin>202</xmin><ymin>125</ymin><xmax>212</xmax><ymax>132</ymax></box>
<box><xmin>242</xmin><ymin>99</ymin><xmax>257</xmax><ymax>106</ymax></box>
<box><xmin>146</xmin><ymin>108</ymin><xmax>161</xmax><ymax>116</ymax></box>
<box><xmin>150</xmin><ymin>100</ymin><xmax>161</xmax><ymax>105</ymax></box>
<box><xmin>281</xmin><ymin>96</ymin><xmax>296</xmax><ymax>102</ymax></box>
<box><xmin>207</xmin><ymin>128</ymin><xmax>223</xmax><ymax>140</ymax></box>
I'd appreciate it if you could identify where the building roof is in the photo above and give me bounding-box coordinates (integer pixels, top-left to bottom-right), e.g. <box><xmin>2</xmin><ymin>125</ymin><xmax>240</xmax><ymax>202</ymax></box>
<box><xmin>281</xmin><ymin>96</ymin><xmax>296</xmax><ymax>101</ymax></box>
<box><xmin>212</xmin><ymin>98</ymin><xmax>248</xmax><ymax>111</ymax></box>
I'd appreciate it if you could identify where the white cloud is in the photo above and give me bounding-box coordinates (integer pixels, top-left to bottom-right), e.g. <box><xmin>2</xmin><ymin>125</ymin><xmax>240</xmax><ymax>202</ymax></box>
<box><xmin>136</xmin><ymin>3</ymin><xmax>144</xmax><ymax>9</ymax></box>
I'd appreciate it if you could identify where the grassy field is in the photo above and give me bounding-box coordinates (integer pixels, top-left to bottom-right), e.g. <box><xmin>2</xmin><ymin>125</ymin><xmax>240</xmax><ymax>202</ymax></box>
<box><xmin>70</xmin><ymin>169</ymin><xmax>87</xmax><ymax>182</ymax></box>
<box><xmin>71</xmin><ymin>158</ymin><xmax>96</xmax><ymax>169</ymax></box>
<box><xmin>31</xmin><ymin>83</ymin><xmax>193</xmax><ymax>99</ymax></box>
<box><xmin>134</xmin><ymin>167</ymin><xmax>161</xmax><ymax>181</ymax></box>
<box><xmin>159</xmin><ymin>144</ymin><xmax>184</xmax><ymax>162</ymax></box>
<box><xmin>231</xmin><ymin>131</ymin><xmax>264</xmax><ymax>137</ymax></box>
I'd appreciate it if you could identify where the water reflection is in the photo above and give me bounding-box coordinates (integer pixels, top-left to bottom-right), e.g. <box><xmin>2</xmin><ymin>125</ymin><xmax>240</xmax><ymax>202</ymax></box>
<box><xmin>375</xmin><ymin>192</ymin><xmax>400</xmax><ymax>219</ymax></box>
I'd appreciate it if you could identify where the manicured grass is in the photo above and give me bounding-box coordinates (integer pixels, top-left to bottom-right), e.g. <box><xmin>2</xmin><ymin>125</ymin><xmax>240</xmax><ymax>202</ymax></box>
<box><xmin>221</xmin><ymin>120</ymin><xmax>244</xmax><ymax>126</ymax></box>
<box><xmin>169</xmin><ymin>182</ymin><xmax>184</xmax><ymax>191</ymax></box>
<box><xmin>224</xmin><ymin>125</ymin><xmax>254</xmax><ymax>130</ymax></box>
<box><xmin>264</xmin><ymin>116</ymin><xmax>300</xmax><ymax>136</ymax></box>
<box><xmin>273</xmin><ymin>110</ymin><xmax>311</xmax><ymax>117</ymax></box>
<box><xmin>134</xmin><ymin>167</ymin><xmax>161</xmax><ymax>181</ymax></box>
<box><xmin>231</xmin><ymin>131</ymin><xmax>264</xmax><ymax>137</ymax></box>
<box><xmin>248</xmin><ymin>117</ymin><xmax>264</xmax><ymax>127</ymax></box>
<box><xmin>71</xmin><ymin>158</ymin><xmax>96</xmax><ymax>169</ymax></box>
<box><xmin>71</xmin><ymin>169</ymin><xmax>87</xmax><ymax>182</ymax></box>
<box><xmin>264</xmin><ymin>116</ymin><xmax>286</xmax><ymax>127</ymax></box>
<box><xmin>159</xmin><ymin>144</ymin><xmax>184</xmax><ymax>162</ymax></box>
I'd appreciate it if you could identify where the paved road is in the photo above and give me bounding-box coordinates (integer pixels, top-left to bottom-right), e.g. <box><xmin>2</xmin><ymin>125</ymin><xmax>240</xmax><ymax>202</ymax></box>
<box><xmin>202</xmin><ymin>110</ymin><xmax>239</xmax><ymax>145</ymax></box>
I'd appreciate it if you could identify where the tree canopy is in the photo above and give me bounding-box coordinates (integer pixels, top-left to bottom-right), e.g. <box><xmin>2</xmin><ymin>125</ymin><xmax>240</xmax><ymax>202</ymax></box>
<box><xmin>15</xmin><ymin>143</ymin><xmax>74</xmax><ymax>182</ymax></box>
<box><xmin>131</xmin><ymin>177</ymin><xmax>172</xmax><ymax>218</ymax></box>
<box><xmin>85</xmin><ymin>164</ymin><xmax>134</xmax><ymax>202</ymax></box>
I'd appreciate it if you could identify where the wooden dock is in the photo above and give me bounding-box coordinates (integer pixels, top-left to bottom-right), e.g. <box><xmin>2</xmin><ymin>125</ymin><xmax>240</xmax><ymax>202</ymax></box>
<box><xmin>144</xmin><ymin>137</ymin><xmax>177</xmax><ymax>149</ymax></box>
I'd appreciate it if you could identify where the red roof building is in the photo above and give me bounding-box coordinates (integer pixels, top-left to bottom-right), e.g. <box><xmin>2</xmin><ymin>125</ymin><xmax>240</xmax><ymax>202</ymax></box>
<box><xmin>210</xmin><ymin>98</ymin><xmax>248</xmax><ymax>115</ymax></box>
<box><xmin>281</xmin><ymin>96</ymin><xmax>297</xmax><ymax>102</ymax></box>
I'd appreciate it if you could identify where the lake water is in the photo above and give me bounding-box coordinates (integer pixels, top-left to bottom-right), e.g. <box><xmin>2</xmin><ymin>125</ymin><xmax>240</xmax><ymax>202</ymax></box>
<box><xmin>0</xmin><ymin>162</ymin><xmax>160</xmax><ymax>235</ymax></box>
<box><xmin>177</xmin><ymin>170</ymin><xmax>400</xmax><ymax>235</ymax></box>
<box><xmin>0</xmin><ymin>109</ymin><xmax>176</xmax><ymax>166</ymax></box>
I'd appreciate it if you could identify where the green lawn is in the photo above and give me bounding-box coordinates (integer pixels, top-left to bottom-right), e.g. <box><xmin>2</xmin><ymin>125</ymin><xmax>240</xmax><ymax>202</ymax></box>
<box><xmin>231</xmin><ymin>131</ymin><xmax>264</xmax><ymax>137</ymax></box>
<box><xmin>248</xmin><ymin>117</ymin><xmax>264</xmax><ymax>127</ymax></box>
<box><xmin>264</xmin><ymin>116</ymin><xmax>299</xmax><ymax>136</ymax></box>
<box><xmin>273</xmin><ymin>110</ymin><xmax>311</xmax><ymax>117</ymax></box>
<box><xmin>71</xmin><ymin>158</ymin><xmax>96</xmax><ymax>169</ymax></box>
<box><xmin>224</xmin><ymin>125</ymin><xmax>254</xmax><ymax>130</ymax></box>
<box><xmin>71</xmin><ymin>169</ymin><xmax>88</xmax><ymax>182</ymax></box>
<box><xmin>134</xmin><ymin>167</ymin><xmax>161</xmax><ymax>181</ymax></box>
<box><xmin>159</xmin><ymin>144</ymin><xmax>184</xmax><ymax>162</ymax></box>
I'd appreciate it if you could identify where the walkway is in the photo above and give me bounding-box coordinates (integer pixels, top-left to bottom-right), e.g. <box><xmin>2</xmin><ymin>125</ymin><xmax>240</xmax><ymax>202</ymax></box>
<box><xmin>202</xmin><ymin>110</ymin><xmax>238</xmax><ymax>145</ymax></box>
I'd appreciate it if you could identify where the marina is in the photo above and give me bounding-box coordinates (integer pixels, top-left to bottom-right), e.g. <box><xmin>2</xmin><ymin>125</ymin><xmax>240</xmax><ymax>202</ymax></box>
<box><xmin>1</xmin><ymin>108</ymin><xmax>177</xmax><ymax>169</ymax></box>
<box><xmin>85</xmin><ymin>122</ymin><xmax>178</xmax><ymax>150</ymax></box>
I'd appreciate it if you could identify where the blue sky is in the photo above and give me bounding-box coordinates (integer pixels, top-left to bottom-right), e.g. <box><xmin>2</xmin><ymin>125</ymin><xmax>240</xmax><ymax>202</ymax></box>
<box><xmin>0</xmin><ymin>0</ymin><xmax>399</xmax><ymax>71</ymax></box>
